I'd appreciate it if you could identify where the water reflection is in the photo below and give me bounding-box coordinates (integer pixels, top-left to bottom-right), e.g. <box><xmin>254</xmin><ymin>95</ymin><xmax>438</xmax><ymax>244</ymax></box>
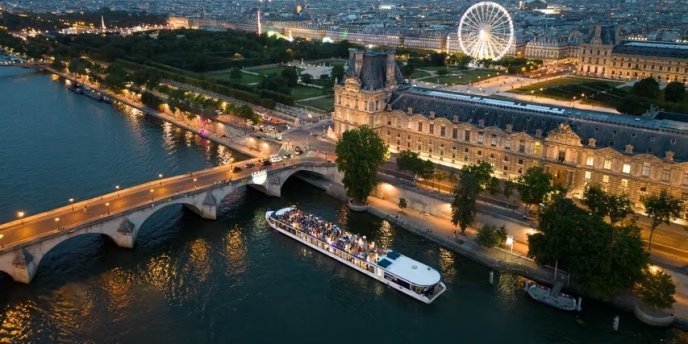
<box><xmin>224</xmin><ymin>225</ymin><xmax>247</xmax><ymax>276</ymax></box>
<box><xmin>437</xmin><ymin>248</ymin><xmax>457</xmax><ymax>282</ymax></box>
<box><xmin>143</xmin><ymin>253</ymin><xmax>176</xmax><ymax>292</ymax></box>
<box><xmin>0</xmin><ymin>302</ymin><xmax>33</xmax><ymax>343</ymax></box>
<box><xmin>101</xmin><ymin>267</ymin><xmax>135</xmax><ymax>312</ymax></box>
<box><xmin>186</xmin><ymin>239</ymin><xmax>211</xmax><ymax>284</ymax></box>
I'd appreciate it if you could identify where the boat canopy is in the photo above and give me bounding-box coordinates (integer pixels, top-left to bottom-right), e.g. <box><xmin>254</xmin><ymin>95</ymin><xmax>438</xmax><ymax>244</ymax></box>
<box><xmin>379</xmin><ymin>251</ymin><xmax>441</xmax><ymax>287</ymax></box>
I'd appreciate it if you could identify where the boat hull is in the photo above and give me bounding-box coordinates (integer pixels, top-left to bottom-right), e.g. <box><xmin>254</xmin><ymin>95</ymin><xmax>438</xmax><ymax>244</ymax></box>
<box><xmin>265</xmin><ymin>210</ymin><xmax>446</xmax><ymax>304</ymax></box>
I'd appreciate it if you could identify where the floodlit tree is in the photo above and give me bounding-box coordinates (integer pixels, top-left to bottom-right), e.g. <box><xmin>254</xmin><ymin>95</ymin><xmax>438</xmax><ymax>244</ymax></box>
<box><xmin>476</xmin><ymin>224</ymin><xmax>507</xmax><ymax>248</ymax></box>
<box><xmin>396</xmin><ymin>150</ymin><xmax>434</xmax><ymax>179</ymax></box>
<box><xmin>607</xmin><ymin>193</ymin><xmax>633</xmax><ymax>225</ymax></box>
<box><xmin>331</xmin><ymin>64</ymin><xmax>345</xmax><ymax>81</ymax></box>
<box><xmin>516</xmin><ymin>166</ymin><xmax>553</xmax><ymax>213</ymax></box>
<box><xmin>632</xmin><ymin>77</ymin><xmax>660</xmax><ymax>100</ymax></box>
<box><xmin>582</xmin><ymin>184</ymin><xmax>608</xmax><ymax>218</ymax></box>
<box><xmin>637</xmin><ymin>267</ymin><xmax>676</xmax><ymax>310</ymax></box>
<box><xmin>451</xmin><ymin>162</ymin><xmax>492</xmax><ymax>233</ymax></box>
<box><xmin>502</xmin><ymin>179</ymin><xmax>515</xmax><ymax>200</ymax></box>
<box><xmin>335</xmin><ymin>126</ymin><xmax>387</xmax><ymax>205</ymax></box>
<box><xmin>643</xmin><ymin>190</ymin><xmax>684</xmax><ymax>252</ymax></box>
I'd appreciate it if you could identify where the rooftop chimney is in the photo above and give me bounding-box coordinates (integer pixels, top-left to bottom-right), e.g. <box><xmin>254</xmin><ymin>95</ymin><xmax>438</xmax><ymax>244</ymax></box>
<box><xmin>386</xmin><ymin>49</ymin><xmax>397</xmax><ymax>88</ymax></box>
<box><xmin>355</xmin><ymin>51</ymin><xmax>364</xmax><ymax>75</ymax></box>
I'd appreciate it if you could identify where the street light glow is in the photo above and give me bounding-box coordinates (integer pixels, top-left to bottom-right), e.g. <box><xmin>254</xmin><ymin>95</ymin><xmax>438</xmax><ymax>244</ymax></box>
<box><xmin>17</xmin><ymin>211</ymin><xmax>25</xmax><ymax>219</ymax></box>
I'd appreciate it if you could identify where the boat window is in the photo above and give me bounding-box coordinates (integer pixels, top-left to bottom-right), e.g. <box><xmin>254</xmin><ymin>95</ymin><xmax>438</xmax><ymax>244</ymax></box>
<box><xmin>378</xmin><ymin>259</ymin><xmax>393</xmax><ymax>268</ymax></box>
<box><xmin>386</xmin><ymin>251</ymin><xmax>401</xmax><ymax>260</ymax></box>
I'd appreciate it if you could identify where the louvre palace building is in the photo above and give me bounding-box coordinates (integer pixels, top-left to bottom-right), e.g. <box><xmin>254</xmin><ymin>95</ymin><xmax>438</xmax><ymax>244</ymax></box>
<box><xmin>333</xmin><ymin>49</ymin><xmax>688</xmax><ymax>218</ymax></box>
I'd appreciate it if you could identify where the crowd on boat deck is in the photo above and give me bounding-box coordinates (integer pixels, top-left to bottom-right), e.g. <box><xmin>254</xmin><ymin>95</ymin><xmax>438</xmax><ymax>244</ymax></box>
<box><xmin>273</xmin><ymin>209</ymin><xmax>387</xmax><ymax>263</ymax></box>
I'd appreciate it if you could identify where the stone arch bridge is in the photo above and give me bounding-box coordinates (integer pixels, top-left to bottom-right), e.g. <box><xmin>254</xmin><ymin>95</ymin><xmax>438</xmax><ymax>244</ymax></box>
<box><xmin>0</xmin><ymin>157</ymin><xmax>337</xmax><ymax>284</ymax></box>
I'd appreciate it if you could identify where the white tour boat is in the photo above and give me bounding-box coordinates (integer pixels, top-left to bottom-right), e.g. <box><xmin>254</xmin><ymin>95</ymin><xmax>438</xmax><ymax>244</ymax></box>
<box><xmin>265</xmin><ymin>207</ymin><xmax>447</xmax><ymax>304</ymax></box>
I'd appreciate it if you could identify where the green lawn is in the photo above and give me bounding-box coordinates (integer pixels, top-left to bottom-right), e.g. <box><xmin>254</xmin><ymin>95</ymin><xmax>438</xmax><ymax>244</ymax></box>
<box><xmin>208</xmin><ymin>71</ymin><xmax>263</xmax><ymax>85</ymax></box>
<box><xmin>297</xmin><ymin>96</ymin><xmax>334</xmax><ymax>112</ymax></box>
<box><xmin>291</xmin><ymin>85</ymin><xmax>326</xmax><ymax>100</ymax></box>
<box><xmin>512</xmin><ymin>77</ymin><xmax>623</xmax><ymax>94</ymax></box>
<box><xmin>511</xmin><ymin>76</ymin><xmax>627</xmax><ymax>107</ymax></box>
<box><xmin>251</xmin><ymin>65</ymin><xmax>304</xmax><ymax>77</ymax></box>
<box><xmin>425</xmin><ymin>69</ymin><xmax>500</xmax><ymax>85</ymax></box>
<box><xmin>410</xmin><ymin>69</ymin><xmax>431</xmax><ymax>79</ymax></box>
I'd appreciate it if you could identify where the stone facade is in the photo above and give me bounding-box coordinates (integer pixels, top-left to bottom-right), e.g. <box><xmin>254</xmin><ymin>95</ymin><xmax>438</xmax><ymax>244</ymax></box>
<box><xmin>577</xmin><ymin>25</ymin><xmax>688</xmax><ymax>83</ymax></box>
<box><xmin>334</xmin><ymin>50</ymin><xmax>688</xmax><ymax>217</ymax></box>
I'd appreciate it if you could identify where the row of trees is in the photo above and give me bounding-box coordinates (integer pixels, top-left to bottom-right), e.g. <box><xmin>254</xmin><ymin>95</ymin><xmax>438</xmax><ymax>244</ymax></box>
<box><xmin>617</xmin><ymin>77</ymin><xmax>688</xmax><ymax>115</ymax></box>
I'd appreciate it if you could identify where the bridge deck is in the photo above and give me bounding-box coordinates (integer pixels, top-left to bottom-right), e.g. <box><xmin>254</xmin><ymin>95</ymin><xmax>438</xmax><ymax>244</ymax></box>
<box><xmin>0</xmin><ymin>155</ymin><xmax>330</xmax><ymax>252</ymax></box>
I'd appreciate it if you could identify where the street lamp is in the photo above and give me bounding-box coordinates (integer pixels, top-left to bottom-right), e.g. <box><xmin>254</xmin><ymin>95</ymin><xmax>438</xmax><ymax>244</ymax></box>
<box><xmin>158</xmin><ymin>174</ymin><xmax>163</xmax><ymax>185</ymax></box>
<box><xmin>0</xmin><ymin>233</ymin><xmax>3</xmax><ymax>248</ymax></box>
<box><xmin>17</xmin><ymin>211</ymin><xmax>25</xmax><ymax>225</ymax></box>
<box><xmin>54</xmin><ymin>217</ymin><xmax>60</xmax><ymax>230</ymax></box>
<box><xmin>105</xmin><ymin>202</ymin><xmax>110</xmax><ymax>215</ymax></box>
<box><xmin>193</xmin><ymin>177</ymin><xmax>198</xmax><ymax>189</ymax></box>
<box><xmin>150</xmin><ymin>188</ymin><xmax>155</xmax><ymax>201</ymax></box>
<box><xmin>115</xmin><ymin>185</ymin><xmax>120</xmax><ymax>197</ymax></box>
<box><xmin>69</xmin><ymin>198</ymin><xmax>75</xmax><ymax>211</ymax></box>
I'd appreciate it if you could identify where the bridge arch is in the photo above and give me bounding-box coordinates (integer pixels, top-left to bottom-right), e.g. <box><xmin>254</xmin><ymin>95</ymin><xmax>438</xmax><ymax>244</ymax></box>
<box><xmin>246</xmin><ymin>164</ymin><xmax>338</xmax><ymax>197</ymax></box>
<box><xmin>31</xmin><ymin>232</ymin><xmax>120</xmax><ymax>280</ymax></box>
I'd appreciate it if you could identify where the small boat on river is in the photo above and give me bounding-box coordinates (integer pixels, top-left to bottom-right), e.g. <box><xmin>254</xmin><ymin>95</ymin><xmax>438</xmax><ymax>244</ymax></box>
<box><xmin>525</xmin><ymin>280</ymin><xmax>578</xmax><ymax>311</ymax></box>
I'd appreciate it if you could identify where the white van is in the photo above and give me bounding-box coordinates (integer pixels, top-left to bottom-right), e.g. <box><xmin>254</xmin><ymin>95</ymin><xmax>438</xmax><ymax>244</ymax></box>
<box><xmin>269</xmin><ymin>156</ymin><xmax>283</xmax><ymax>163</ymax></box>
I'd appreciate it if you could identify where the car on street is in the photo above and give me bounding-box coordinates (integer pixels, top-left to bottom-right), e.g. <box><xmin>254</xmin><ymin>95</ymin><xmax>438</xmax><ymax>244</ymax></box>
<box><xmin>232</xmin><ymin>166</ymin><xmax>243</xmax><ymax>173</ymax></box>
<box><xmin>244</xmin><ymin>162</ymin><xmax>256</xmax><ymax>169</ymax></box>
<box><xmin>270</xmin><ymin>156</ymin><xmax>283</xmax><ymax>163</ymax></box>
<box><xmin>262</xmin><ymin>159</ymin><xmax>272</xmax><ymax>166</ymax></box>
<box><xmin>294</xmin><ymin>146</ymin><xmax>303</xmax><ymax>155</ymax></box>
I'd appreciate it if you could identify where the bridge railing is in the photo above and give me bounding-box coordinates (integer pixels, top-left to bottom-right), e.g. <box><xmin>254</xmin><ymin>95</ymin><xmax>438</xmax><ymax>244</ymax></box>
<box><xmin>0</xmin><ymin>156</ymin><xmax>334</xmax><ymax>251</ymax></box>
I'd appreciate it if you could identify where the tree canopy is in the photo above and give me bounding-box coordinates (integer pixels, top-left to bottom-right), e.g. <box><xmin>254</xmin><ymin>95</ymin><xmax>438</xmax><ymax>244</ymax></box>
<box><xmin>632</xmin><ymin>77</ymin><xmax>660</xmax><ymax>100</ymax></box>
<box><xmin>582</xmin><ymin>184</ymin><xmax>633</xmax><ymax>224</ymax></box>
<box><xmin>396</xmin><ymin>150</ymin><xmax>434</xmax><ymax>179</ymax></box>
<box><xmin>528</xmin><ymin>195</ymin><xmax>648</xmax><ymax>298</ymax></box>
<box><xmin>451</xmin><ymin>162</ymin><xmax>493</xmax><ymax>233</ymax></box>
<box><xmin>643</xmin><ymin>190</ymin><xmax>684</xmax><ymax>251</ymax></box>
<box><xmin>637</xmin><ymin>267</ymin><xmax>676</xmax><ymax>310</ymax></box>
<box><xmin>665</xmin><ymin>82</ymin><xmax>686</xmax><ymax>103</ymax></box>
<box><xmin>516</xmin><ymin>166</ymin><xmax>553</xmax><ymax>211</ymax></box>
<box><xmin>335</xmin><ymin>126</ymin><xmax>387</xmax><ymax>204</ymax></box>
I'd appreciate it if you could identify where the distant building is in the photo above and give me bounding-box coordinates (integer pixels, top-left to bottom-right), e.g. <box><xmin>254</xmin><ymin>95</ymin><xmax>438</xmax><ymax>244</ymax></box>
<box><xmin>524</xmin><ymin>35</ymin><xmax>576</xmax><ymax>63</ymax></box>
<box><xmin>334</xmin><ymin>50</ymin><xmax>688</xmax><ymax>218</ymax></box>
<box><xmin>577</xmin><ymin>25</ymin><xmax>688</xmax><ymax>83</ymax></box>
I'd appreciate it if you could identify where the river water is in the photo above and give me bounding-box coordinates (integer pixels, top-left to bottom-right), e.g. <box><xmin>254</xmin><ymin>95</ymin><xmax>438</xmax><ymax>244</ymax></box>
<box><xmin>0</xmin><ymin>67</ymin><xmax>683</xmax><ymax>343</ymax></box>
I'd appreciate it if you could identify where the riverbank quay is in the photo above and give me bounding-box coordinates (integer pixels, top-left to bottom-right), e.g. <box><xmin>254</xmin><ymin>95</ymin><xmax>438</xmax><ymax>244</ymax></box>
<box><xmin>296</xmin><ymin>174</ymin><xmax>688</xmax><ymax>330</ymax></box>
<box><xmin>44</xmin><ymin>67</ymin><xmax>269</xmax><ymax>159</ymax></box>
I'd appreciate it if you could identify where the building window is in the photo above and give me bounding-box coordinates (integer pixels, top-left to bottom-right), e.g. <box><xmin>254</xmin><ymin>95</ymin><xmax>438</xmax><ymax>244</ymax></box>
<box><xmin>478</xmin><ymin>132</ymin><xmax>484</xmax><ymax>144</ymax></box>
<box><xmin>558</xmin><ymin>150</ymin><xmax>566</xmax><ymax>162</ymax></box>
<box><xmin>586</xmin><ymin>156</ymin><xmax>594</xmax><ymax>166</ymax></box>
<box><xmin>452</xmin><ymin>128</ymin><xmax>458</xmax><ymax>139</ymax></box>
<box><xmin>491</xmin><ymin>134</ymin><xmax>497</xmax><ymax>147</ymax></box>
<box><xmin>477</xmin><ymin>150</ymin><xmax>482</xmax><ymax>156</ymax></box>
<box><xmin>533</xmin><ymin>142</ymin><xmax>542</xmax><ymax>156</ymax></box>
<box><xmin>621</xmin><ymin>178</ymin><xmax>629</xmax><ymax>188</ymax></box>
<box><xmin>505</xmin><ymin>139</ymin><xmax>511</xmax><ymax>150</ymax></box>
<box><xmin>465</xmin><ymin>130</ymin><xmax>471</xmax><ymax>142</ymax></box>
<box><xmin>387</xmin><ymin>116</ymin><xmax>392</xmax><ymax>126</ymax></box>
<box><xmin>663</xmin><ymin>169</ymin><xmax>671</xmax><ymax>182</ymax></box>
<box><xmin>603</xmin><ymin>159</ymin><xmax>612</xmax><ymax>170</ymax></box>
<box><xmin>642</xmin><ymin>162</ymin><xmax>651</xmax><ymax>177</ymax></box>
<box><xmin>418</xmin><ymin>122</ymin><xmax>423</xmax><ymax>132</ymax></box>
<box><xmin>440</xmin><ymin>126</ymin><xmax>446</xmax><ymax>137</ymax></box>
<box><xmin>429</xmin><ymin>124</ymin><xmax>434</xmax><ymax>135</ymax></box>
<box><xmin>603</xmin><ymin>175</ymin><xmax>610</xmax><ymax>183</ymax></box>
<box><xmin>517</xmin><ymin>159</ymin><xmax>523</xmax><ymax>165</ymax></box>
<box><xmin>519</xmin><ymin>140</ymin><xmax>525</xmax><ymax>153</ymax></box>
<box><xmin>396</xmin><ymin>118</ymin><xmax>401</xmax><ymax>128</ymax></box>
<box><xmin>504</xmin><ymin>155</ymin><xmax>509</xmax><ymax>162</ymax></box>
<box><xmin>622</xmin><ymin>163</ymin><xmax>631</xmax><ymax>174</ymax></box>
<box><xmin>584</xmin><ymin>171</ymin><xmax>592</xmax><ymax>181</ymax></box>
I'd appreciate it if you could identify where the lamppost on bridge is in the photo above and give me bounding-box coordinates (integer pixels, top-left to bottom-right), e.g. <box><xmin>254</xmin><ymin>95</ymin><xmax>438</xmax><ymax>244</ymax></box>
<box><xmin>115</xmin><ymin>185</ymin><xmax>121</xmax><ymax>197</ymax></box>
<box><xmin>193</xmin><ymin>178</ymin><xmax>197</xmax><ymax>189</ymax></box>
<box><xmin>105</xmin><ymin>202</ymin><xmax>110</xmax><ymax>215</ymax></box>
<box><xmin>69</xmin><ymin>198</ymin><xmax>75</xmax><ymax>211</ymax></box>
<box><xmin>150</xmin><ymin>189</ymin><xmax>155</xmax><ymax>201</ymax></box>
<box><xmin>16</xmin><ymin>211</ymin><xmax>25</xmax><ymax>225</ymax></box>
<box><xmin>0</xmin><ymin>233</ymin><xmax>4</xmax><ymax>248</ymax></box>
<box><xmin>54</xmin><ymin>217</ymin><xmax>60</xmax><ymax>230</ymax></box>
<box><xmin>158</xmin><ymin>174</ymin><xmax>164</xmax><ymax>185</ymax></box>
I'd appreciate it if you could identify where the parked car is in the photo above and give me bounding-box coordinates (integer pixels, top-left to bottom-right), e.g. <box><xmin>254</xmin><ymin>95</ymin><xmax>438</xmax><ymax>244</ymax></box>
<box><xmin>294</xmin><ymin>146</ymin><xmax>303</xmax><ymax>155</ymax></box>
<box><xmin>262</xmin><ymin>159</ymin><xmax>272</xmax><ymax>166</ymax></box>
<box><xmin>232</xmin><ymin>166</ymin><xmax>243</xmax><ymax>173</ymax></box>
<box><xmin>244</xmin><ymin>162</ymin><xmax>256</xmax><ymax>169</ymax></box>
<box><xmin>270</xmin><ymin>156</ymin><xmax>283</xmax><ymax>163</ymax></box>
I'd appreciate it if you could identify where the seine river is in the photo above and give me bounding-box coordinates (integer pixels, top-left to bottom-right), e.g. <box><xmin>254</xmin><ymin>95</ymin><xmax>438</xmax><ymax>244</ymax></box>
<box><xmin>0</xmin><ymin>67</ymin><xmax>683</xmax><ymax>343</ymax></box>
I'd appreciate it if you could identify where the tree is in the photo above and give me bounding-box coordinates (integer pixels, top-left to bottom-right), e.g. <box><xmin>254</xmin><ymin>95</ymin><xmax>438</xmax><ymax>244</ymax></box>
<box><xmin>50</xmin><ymin>59</ymin><xmax>66</xmax><ymax>71</ymax></box>
<box><xmin>632</xmin><ymin>77</ymin><xmax>660</xmax><ymax>100</ymax></box>
<box><xmin>398</xmin><ymin>198</ymin><xmax>407</xmax><ymax>213</ymax></box>
<box><xmin>637</xmin><ymin>267</ymin><xmax>676</xmax><ymax>310</ymax></box>
<box><xmin>230</xmin><ymin>68</ymin><xmax>242</xmax><ymax>80</ymax></box>
<box><xmin>582</xmin><ymin>184</ymin><xmax>609</xmax><ymax>219</ymax></box>
<box><xmin>487</xmin><ymin>177</ymin><xmax>501</xmax><ymax>195</ymax></box>
<box><xmin>104</xmin><ymin>63</ymin><xmax>129</xmax><ymax>91</ymax></box>
<box><xmin>335</xmin><ymin>126</ymin><xmax>387</xmax><ymax>204</ymax></box>
<box><xmin>643</xmin><ymin>190</ymin><xmax>683</xmax><ymax>252</ymax></box>
<box><xmin>401</xmin><ymin>63</ymin><xmax>415</xmax><ymax>78</ymax></box>
<box><xmin>516</xmin><ymin>166</ymin><xmax>553</xmax><ymax>213</ymax></box>
<box><xmin>301</xmin><ymin>73</ymin><xmax>313</xmax><ymax>84</ymax></box>
<box><xmin>331</xmin><ymin>64</ymin><xmax>345</xmax><ymax>81</ymax></box>
<box><xmin>529</xmin><ymin>195</ymin><xmax>648</xmax><ymax>298</ymax></box>
<box><xmin>503</xmin><ymin>179</ymin><xmax>515</xmax><ymax>200</ymax></box>
<box><xmin>607</xmin><ymin>193</ymin><xmax>633</xmax><ymax>225</ymax></box>
<box><xmin>280</xmin><ymin>67</ymin><xmax>298</xmax><ymax>87</ymax></box>
<box><xmin>141</xmin><ymin>91</ymin><xmax>163</xmax><ymax>110</ymax></box>
<box><xmin>396</xmin><ymin>150</ymin><xmax>434</xmax><ymax>179</ymax></box>
<box><xmin>665</xmin><ymin>81</ymin><xmax>686</xmax><ymax>103</ymax></box>
<box><xmin>476</xmin><ymin>224</ymin><xmax>507</xmax><ymax>248</ymax></box>
<box><xmin>451</xmin><ymin>162</ymin><xmax>493</xmax><ymax>233</ymax></box>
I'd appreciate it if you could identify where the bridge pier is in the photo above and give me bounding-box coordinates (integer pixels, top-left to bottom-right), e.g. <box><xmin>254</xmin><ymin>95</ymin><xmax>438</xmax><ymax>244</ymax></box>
<box><xmin>10</xmin><ymin>248</ymin><xmax>37</xmax><ymax>284</ymax></box>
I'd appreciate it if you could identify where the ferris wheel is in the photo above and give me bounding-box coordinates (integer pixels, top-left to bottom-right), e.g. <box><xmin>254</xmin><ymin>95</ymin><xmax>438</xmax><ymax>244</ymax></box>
<box><xmin>458</xmin><ymin>1</ymin><xmax>514</xmax><ymax>60</ymax></box>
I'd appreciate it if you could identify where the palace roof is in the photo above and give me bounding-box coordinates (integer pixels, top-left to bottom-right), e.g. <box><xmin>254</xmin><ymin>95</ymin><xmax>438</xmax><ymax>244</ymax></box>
<box><xmin>343</xmin><ymin>51</ymin><xmax>405</xmax><ymax>91</ymax></box>
<box><xmin>389</xmin><ymin>87</ymin><xmax>688</xmax><ymax>162</ymax></box>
